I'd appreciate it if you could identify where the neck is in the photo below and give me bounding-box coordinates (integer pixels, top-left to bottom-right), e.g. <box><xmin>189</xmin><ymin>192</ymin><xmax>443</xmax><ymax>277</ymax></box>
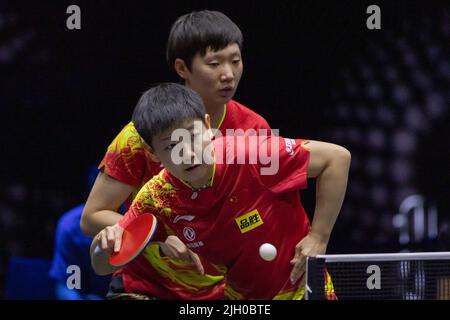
<box><xmin>186</xmin><ymin>150</ymin><xmax>215</xmax><ymax>190</ymax></box>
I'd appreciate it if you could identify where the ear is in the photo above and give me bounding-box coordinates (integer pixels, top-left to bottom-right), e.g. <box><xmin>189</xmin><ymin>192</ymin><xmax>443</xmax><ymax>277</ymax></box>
<box><xmin>204</xmin><ymin>114</ymin><xmax>211</xmax><ymax>130</ymax></box>
<box><xmin>174</xmin><ymin>58</ymin><xmax>189</xmax><ymax>80</ymax></box>
<box><xmin>149</xmin><ymin>151</ymin><xmax>160</xmax><ymax>163</ymax></box>
<box><xmin>143</xmin><ymin>141</ymin><xmax>161</xmax><ymax>163</ymax></box>
<box><xmin>204</xmin><ymin>114</ymin><xmax>214</xmax><ymax>139</ymax></box>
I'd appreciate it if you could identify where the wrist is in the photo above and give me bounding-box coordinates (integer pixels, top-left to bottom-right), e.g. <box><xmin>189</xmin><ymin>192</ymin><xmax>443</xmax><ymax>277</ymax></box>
<box><xmin>308</xmin><ymin>229</ymin><xmax>331</xmax><ymax>243</ymax></box>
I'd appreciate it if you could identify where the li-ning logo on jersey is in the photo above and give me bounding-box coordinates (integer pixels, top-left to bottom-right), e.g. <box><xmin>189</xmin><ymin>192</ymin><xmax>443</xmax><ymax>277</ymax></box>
<box><xmin>284</xmin><ymin>138</ymin><xmax>296</xmax><ymax>156</ymax></box>
<box><xmin>186</xmin><ymin>241</ymin><xmax>204</xmax><ymax>249</ymax></box>
<box><xmin>173</xmin><ymin>215</ymin><xmax>195</xmax><ymax>224</ymax></box>
<box><xmin>235</xmin><ymin>209</ymin><xmax>264</xmax><ymax>234</ymax></box>
<box><xmin>183</xmin><ymin>227</ymin><xmax>196</xmax><ymax>241</ymax></box>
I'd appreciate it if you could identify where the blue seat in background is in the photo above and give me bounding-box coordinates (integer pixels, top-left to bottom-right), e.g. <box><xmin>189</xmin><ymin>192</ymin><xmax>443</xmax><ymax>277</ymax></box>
<box><xmin>4</xmin><ymin>256</ymin><xmax>55</xmax><ymax>300</ymax></box>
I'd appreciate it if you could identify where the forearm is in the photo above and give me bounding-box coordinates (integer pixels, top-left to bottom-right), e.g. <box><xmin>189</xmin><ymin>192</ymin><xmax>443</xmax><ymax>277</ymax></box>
<box><xmin>80</xmin><ymin>171</ymin><xmax>137</xmax><ymax>236</ymax></box>
<box><xmin>310</xmin><ymin>149</ymin><xmax>351</xmax><ymax>241</ymax></box>
<box><xmin>81</xmin><ymin>209</ymin><xmax>123</xmax><ymax>237</ymax></box>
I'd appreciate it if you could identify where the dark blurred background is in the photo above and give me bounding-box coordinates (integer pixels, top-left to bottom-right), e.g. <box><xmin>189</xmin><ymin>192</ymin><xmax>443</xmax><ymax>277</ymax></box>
<box><xmin>1</xmin><ymin>0</ymin><xmax>449</xmax><ymax>298</ymax></box>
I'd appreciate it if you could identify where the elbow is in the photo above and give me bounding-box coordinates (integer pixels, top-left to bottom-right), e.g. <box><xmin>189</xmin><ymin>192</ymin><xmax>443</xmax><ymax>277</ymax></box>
<box><xmin>332</xmin><ymin>145</ymin><xmax>351</xmax><ymax>170</ymax></box>
<box><xmin>338</xmin><ymin>146</ymin><xmax>351</xmax><ymax>165</ymax></box>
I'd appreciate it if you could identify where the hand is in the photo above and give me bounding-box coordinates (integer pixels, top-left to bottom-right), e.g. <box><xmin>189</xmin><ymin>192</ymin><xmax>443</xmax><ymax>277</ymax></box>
<box><xmin>158</xmin><ymin>235</ymin><xmax>205</xmax><ymax>275</ymax></box>
<box><xmin>95</xmin><ymin>223</ymin><xmax>124</xmax><ymax>255</ymax></box>
<box><xmin>289</xmin><ymin>232</ymin><xmax>329</xmax><ymax>288</ymax></box>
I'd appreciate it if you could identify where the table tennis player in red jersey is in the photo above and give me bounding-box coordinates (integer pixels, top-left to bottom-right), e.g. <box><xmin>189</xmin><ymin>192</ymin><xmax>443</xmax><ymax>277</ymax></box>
<box><xmin>91</xmin><ymin>83</ymin><xmax>350</xmax><ymax>299</ymax></box>
<box><xmin>82</xmin><ymin>11</ymin><xmax>272</xmax><ymax>299</ymax></box>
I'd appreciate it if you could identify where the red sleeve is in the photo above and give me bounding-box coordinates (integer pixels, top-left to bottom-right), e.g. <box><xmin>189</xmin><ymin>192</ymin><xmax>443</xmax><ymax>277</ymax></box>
<box><xmin>220</xmin><ymin>100</ymin><xmax>272</xmax><ymax>136</ymax></box>
<box><xmin>252</xmin><ymin>111</ymin><xmax>271</xmax><ymax>133</ymax></box>
<box><xmin>252</xmin><ymin>136</ymin><xmax>310</xmax><ymax>194</ymax></box>
<box><xmin>98</xmin><ymin>122</ymin><xmax>147</xmax><ymax>187</ymax></box>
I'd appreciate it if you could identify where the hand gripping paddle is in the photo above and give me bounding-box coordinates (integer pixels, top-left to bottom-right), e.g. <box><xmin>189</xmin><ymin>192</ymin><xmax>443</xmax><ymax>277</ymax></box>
<box><xmin>94</xmin><ymin>213</ymin><xmax>158</xmax><ymax>268</ymax></box>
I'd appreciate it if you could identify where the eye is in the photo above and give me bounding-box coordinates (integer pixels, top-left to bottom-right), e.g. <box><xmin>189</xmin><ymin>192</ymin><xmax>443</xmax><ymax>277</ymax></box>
<box><xmin>166</xmin><ymin>143</ymin><xmax>177</xmax><ymax>151</ymax></box>
<box><xmin>232</xmin><ymin>59</ymin><xmax>241</xmax><ymax>64</ymax></box>
<box><xmin>208</xmin><ymin>62</ymin><xmax>220</xmax><ymax>67</ymax></box>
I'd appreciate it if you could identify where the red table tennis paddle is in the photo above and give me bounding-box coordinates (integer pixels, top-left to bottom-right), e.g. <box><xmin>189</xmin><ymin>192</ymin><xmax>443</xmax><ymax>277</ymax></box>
<box><xmin>109</xmin><ymin>213</ymin><xmax>158</xmax><ymax>268</ymax></box>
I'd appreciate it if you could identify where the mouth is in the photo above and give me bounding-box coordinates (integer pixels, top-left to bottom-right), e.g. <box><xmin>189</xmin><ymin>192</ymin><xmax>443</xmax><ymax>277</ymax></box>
<box><xmin>218</xmin><ymin>87</ymin><xmax>234</xmax><ymax>96</ymax></box>
<box><xmin>185</xmin><ymin>164</ymin><xmax>201</xmax><ymax>172</ymax></box>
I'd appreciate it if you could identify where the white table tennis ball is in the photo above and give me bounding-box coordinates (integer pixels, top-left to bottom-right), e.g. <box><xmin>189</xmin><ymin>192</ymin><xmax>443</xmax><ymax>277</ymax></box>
<box><xmin>259</xmin><ymin>243</ymin><xmax>277</xmax><ymax>261</ymax></box>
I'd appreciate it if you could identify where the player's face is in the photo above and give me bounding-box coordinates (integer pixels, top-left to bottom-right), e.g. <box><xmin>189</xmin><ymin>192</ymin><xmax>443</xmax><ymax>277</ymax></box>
<box><xmin>184</xmin><ymin>43</ymin><xmax>243</xmax><ymax>110</ymax></box>
<box><xmin>150</xmin><ymin>116</ymin><xmax>214</xmax><ymax>188</ymax></box>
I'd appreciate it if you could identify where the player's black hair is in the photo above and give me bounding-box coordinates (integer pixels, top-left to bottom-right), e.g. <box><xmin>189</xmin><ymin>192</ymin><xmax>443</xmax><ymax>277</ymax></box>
<box><xmin>166</xmin><ymin>10</ymin><xmax>243</xmax><ymax>74</ymax></box>
<box><xmin>132</xmin><ymin>83</ymin><xmax>205</xmax><ymax>147</ymax></box>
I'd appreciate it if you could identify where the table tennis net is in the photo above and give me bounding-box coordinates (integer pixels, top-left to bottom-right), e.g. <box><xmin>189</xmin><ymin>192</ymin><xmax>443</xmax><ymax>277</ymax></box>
<box><xmin>305</xmin><ymin>252</ymin><xmax>450</xmax><ymax>300</ymax></box>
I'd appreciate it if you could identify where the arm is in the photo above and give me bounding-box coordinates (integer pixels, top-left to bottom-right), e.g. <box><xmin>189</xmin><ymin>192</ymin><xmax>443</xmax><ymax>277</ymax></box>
<box><xmin>158</xmin><ymin>236</ymin><xmax>204</xmax><ymax>275</ymax></box>
<box><xmin>306</xmin><ymin>140</ymin><xmax>351</xmax><ymax>242</ymax></box>
<box><xmin>90</xmin><ymin>227</ymin><xmax>204</xmax><ymax>275</ymax></box>
<box><xmin>90</xmin><ymin>180</ymin><xmax>204</xmax><ymax>276</ymax></box>
<box><xmin>80</xmin><ymin>171</ymin><xmax>136</xmax><ymax>237</ymax></box>
<box><xmin>89</xmin><ymin>181</ymin><xmax>157</xmax><ymax>265</ymax></box>
<box><xmin>290</xmin><ymin>140</ymin><xmax>351</xmax><ymax>284</ymax></box>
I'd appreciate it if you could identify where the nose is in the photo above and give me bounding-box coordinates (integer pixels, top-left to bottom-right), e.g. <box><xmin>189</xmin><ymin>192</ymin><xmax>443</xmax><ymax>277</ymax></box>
<box><xmin>220</xmin><ymin>63</ymin><xmax>234</xmax><ymax>82</ymax></box>
<box><xmin>182</xmin><ymin>140</ymin><xmax>200</xmax><ymax>165</ymax></box>
<box><xmin>181</xmin><ymin>141</ymin><xmax>193</xmax><ymax>158</ymax></box>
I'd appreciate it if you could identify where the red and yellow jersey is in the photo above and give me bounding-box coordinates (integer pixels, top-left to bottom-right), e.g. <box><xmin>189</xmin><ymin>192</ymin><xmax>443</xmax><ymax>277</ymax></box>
<box><xmin>98</xmin><ymin>122</ymin><xmax>162</xmax><ymax>201</ymax></box>
<box><xmin>100</xmin><ymin>100</ymin><xmax>271</xmax><ymax>299</ymax></box>
<box><xmin>215</xmin><ymin>100</ymin><xmax>271</xmax><ymax>137</ymax></box>
<box><xmin>98</xmin><ymin>100</ymin><xmax>271</xmax><ymax>203</ymax></box>
<box><xmin>117</xmin><ymin>135</ymin><xmax>334</xmax><ymax>299</ymax></box>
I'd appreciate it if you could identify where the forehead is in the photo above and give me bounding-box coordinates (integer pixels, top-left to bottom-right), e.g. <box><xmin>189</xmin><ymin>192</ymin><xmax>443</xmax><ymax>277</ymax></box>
<box><xmin>202</xmin><ymin>43</ymin><xmax>241</xmax><ymax>58</ymax></box>
<box><xmin>154</xmin><ymin>119</ymin><xmax>204</xmax><ymax>142</ymax></box>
